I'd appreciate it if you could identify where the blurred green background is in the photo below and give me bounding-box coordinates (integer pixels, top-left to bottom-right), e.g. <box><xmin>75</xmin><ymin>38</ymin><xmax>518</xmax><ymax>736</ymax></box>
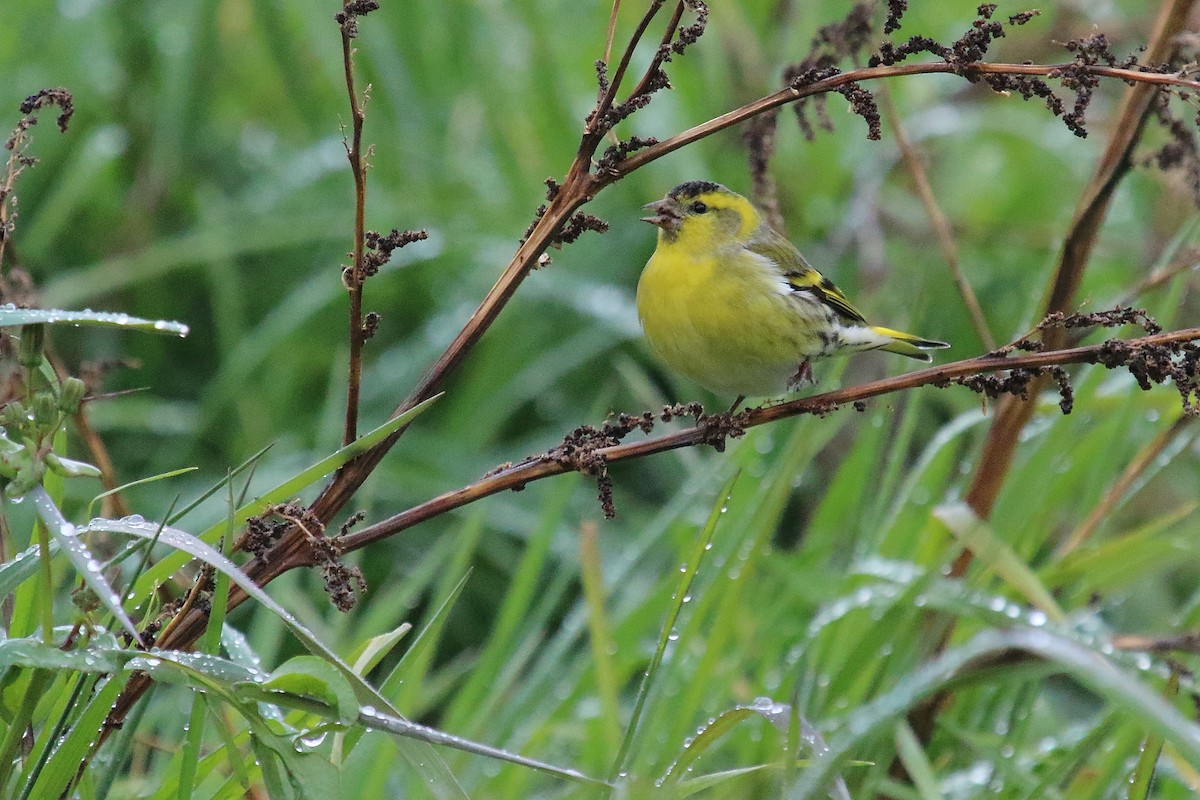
<box><xmin>3</xmin><ymin>0</ymin><xmax>1200</xmax><ymax>796</ymax></box>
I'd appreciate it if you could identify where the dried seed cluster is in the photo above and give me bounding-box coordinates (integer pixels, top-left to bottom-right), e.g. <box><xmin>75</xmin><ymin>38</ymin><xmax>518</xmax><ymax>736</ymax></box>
<box><xmin>244</xmin><ymin>502</ymin><xmax>367</xmax><ymax>611</ymax></box>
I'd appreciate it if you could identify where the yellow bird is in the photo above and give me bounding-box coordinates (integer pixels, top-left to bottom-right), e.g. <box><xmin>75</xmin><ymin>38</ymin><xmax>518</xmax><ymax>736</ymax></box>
<box><xmin>636</xmin><ymin>181</ymin><xmax>948</xmax><ymax>402</ymax></box>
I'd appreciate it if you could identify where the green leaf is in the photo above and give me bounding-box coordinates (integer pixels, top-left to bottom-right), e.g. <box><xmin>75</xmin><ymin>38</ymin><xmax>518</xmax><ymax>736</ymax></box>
<box><xmin>0</xmin><ymin>542</ymin><xmax>51</xmax><ymax>599</ymax></box>
<box><xmin>30</xmin><ymin>487</ymin><xmax>143</xmax><ymax>643</ymax></box>
<box><xmin>611</xmin><ymin>471</ymin><xmax>739</xmax><ymax>782</ymax></box>
<box><xmin>933</xmin><ymin>502</ymin><xmax>1066</xmax><ymax>624</ymax></box>
<box><xmin>346</xmin><ymin>623</ymin><xmax>412</xmax><ymax>678</ymax></box>
<box><xmin>249</xmin><ymin>724</ymin><xmax>341</xmax><ymax>800</ymax></box>
<box><xmin>262</xmin><ymin>656</ymin><xmax>360</xmax><ymax>725</ymax></box>
<box><xmin>26</xmin><ymin>675</ymin><xmax>128</xmax><ymax>799</ymax></box>
<box><xmin>81</xmin><ymin>513</ymin><xmax>468</xmax><ymax>799</ymax></box>
<box><xmin>0</xmin><ymin>305</ymin><xmax>189</xmax><ymax>336</ymax></box>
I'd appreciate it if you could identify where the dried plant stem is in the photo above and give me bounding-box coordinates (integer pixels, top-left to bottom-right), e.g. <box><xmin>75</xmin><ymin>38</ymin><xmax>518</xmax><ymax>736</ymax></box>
<box><xmin>963</xmin><ymin>0</ymin><xmax>1196</xmax><ymax>522</ymax></box>
<box><xmin>0</xmin><ymin>156</ymin><xmax>19</xmax><ymax>269</ymax></box>
<box><xmin>602</xmin><ymin>0</ymin><xmax>622</xmax><ymax>67</ymax></box>
<box><xmin>137</xmin><ymin>324</ymin><xmax>1200</xmax><ymax>692</ymax></box>
<box><xmin>1117</xmin><ymin>250</ymin><xmax>1200</xmax><ymax>306</ymax></box>
<box><xmin>334</xmin><ymin>327</ymin><xmax>1200</xmax><ymax>555</ymax></box>
<box><xmin>341</xmin><ymin>12</ymin><xmax>368</xmax><ymax>446</ymax></box>
<box><xmin>1057</xmin><ymin>414</ymin><xmax>1195</xmax><ymax>557</ymax></box>
<box><xmin>590</xmin><ymin>0</ymin><xmax>669</xmax><ymax>132</ymax></box>
<box><xmin>624</xmin><ymin>1</ymin><xmax>687</xmax><ymax>101</ymax></box>
<box><xmin>611</xmin><ymin>61</ymin><xmax>1200</xmax><ymax>179</ymax></box>
<box><xmin>882</xmin><ymin>89</ymin><xmax>995</xmax><ymax>351</ymax></box>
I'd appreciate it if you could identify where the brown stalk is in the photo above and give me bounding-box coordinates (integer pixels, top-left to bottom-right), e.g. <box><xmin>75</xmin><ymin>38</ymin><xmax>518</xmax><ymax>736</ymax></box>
<box><xmin>123</xmin><ymin>324</ymin><xmax>1200</xmax><ymax>710</ymax></box>
<box><xmin>1117</xmin><ymin>249</ymin><xmax>1200</xmax><ymax>306</ymax></box>
<box><xmin>589</xmin><ymin>0</ymin><xmax>671</xmax><ymax>134</ymax></box>
<box><xmin>340</xmin><ymin>4</ymin><xmax>369</xmax><ymax>446</ymax></box>
<box><xmin>881</xmin><ymin>88</ymin><xmax>996</xmax><ymax>351</ymax></box>
<box><xmin>889</xmin><ymin>0</ymin><xmax>1197</xmax><ymax>789</ymax></box>
<box><xmin>602</xmin><ymin>0</ymin><xmax>622</xmax><ymax>67</ymax></box>
<box><xmin>1056</xmin><ymin>414</ymin><xmax>1195</xmax><ymax>557</ymax></box>
<box><xmin>610</xmin><ymin>62</ymin><xmax>1200</xmax><ymax>179</ymax></box>
<box><xmin>332</xmin><ymin>327</ymin><xmax>1200</xmax><ymax>555</ymax></box>
<box><xmin>624</xmin><ymin>1</ymin><xmax>687</xmax><ymax>101</ymax></box>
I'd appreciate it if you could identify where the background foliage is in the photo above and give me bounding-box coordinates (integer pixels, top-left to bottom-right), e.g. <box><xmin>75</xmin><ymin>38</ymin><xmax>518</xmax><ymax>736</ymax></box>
<box><xmin>1</xmin><ymin>0</ymin><xmax>1199</xmax><ymax>797</ymax></box>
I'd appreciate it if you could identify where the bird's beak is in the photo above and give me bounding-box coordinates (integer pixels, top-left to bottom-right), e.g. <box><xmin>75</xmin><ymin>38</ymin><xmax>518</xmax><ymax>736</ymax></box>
<box><xmin>641</xmin><ymin>198</ymin><xmax>681</xmax><ymax>232</ymax></box>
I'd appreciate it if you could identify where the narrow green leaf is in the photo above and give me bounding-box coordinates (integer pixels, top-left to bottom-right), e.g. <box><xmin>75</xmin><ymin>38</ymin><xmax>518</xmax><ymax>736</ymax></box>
<box><xmin>26</xmin><ymin>674</ymin><xmax>128</xmax><ymax>799</ymax></box>
<box><xmin>131</xmin><ymin>393</ymin><xmax>441</xmax><ymax>602</ymax></box>
<box><xmin>0</xmin><ymin>542</ymin><xmax>51</xmax><ymax>599</ymax></box>
<box><xmin>86</xmin><ymin>467</ymin><xmax>198</xmax><ymax>521</ymax></box>
<box><xmin>347</xmin><ymin>623</ymin><xmax>412</xmax><ymax>678</ymax></box>
<box><xmin>788</xmin><ymin>628</ymin><xmax>1200</xmax><ymax>798</ymax></box>
<box><xmin>893</xmin><ymin>720</ymin><xmax>944</xmax><ymax>800</ymax></box>
<box><xmin>83</xmin><ymin>513</ymin><xmax>468</xmax><ymax>799</ymax></box>
<box><xmin>1128</xmin><ymin>672</ymin><xmax>1177</xmax><ymax>799</ymax></box>
<box><xmin>262</xmin><ymin>656</ymin><xmax>360</xmax><ymax>725</ymax></box>
<box><xmin>0</xmin><ymin>305</ymin><xmax>189</xmax><ymax>336</ymax></box>
<box><xmin>30</xmin><ymin>487</ymin><xmax>143</xmax><ymax>643</ymax></box>
<box><xmin>933</xmin><ymin>502</ymin><xmax>1066</xmax><ymax>623</ymax></box>
<box><xmin>611</xmin><ymin>471</ymin><xmax>739</xmax><ymax>782</ymax></box>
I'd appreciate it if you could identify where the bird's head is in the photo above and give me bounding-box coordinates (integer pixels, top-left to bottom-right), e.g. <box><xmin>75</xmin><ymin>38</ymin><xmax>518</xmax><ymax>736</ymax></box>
<box><xmin>642</xmin><ymin>181</ymin><xmax>761</xmax><ymax>250</ymax></box>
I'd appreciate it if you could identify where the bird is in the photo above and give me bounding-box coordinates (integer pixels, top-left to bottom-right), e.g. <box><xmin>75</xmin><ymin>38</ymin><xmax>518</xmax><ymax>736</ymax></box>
<box><xmin>636</xmin><ymin>181</ymin><xmax>948</xmax><ymax>405</ymax></box>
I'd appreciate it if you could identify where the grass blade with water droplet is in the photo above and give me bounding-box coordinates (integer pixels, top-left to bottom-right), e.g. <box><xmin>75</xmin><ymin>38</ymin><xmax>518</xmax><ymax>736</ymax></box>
<box><xmin>610</xmin><ymin>471</ymin><xmax>740</xmax><ymax>782</ymax></box>
<box><xmin>30</xmin><ymin>487</ymin><xmax>143</xmax><ymax>643</ymax></box>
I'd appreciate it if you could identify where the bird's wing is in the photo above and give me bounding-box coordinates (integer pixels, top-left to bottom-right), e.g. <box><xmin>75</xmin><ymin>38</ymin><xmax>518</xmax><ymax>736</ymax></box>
<box><xmin>746</xmin><ymin>230</ymin><xmax>868</xmax><ymax>324</ymax></box>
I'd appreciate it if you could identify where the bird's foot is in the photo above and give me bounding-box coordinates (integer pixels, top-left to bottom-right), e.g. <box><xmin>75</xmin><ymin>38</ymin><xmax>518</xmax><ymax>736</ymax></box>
<box><xmin>786</xmin><ymin>359</ymin><xmax>815</xmax><ymax>390</ymax></box>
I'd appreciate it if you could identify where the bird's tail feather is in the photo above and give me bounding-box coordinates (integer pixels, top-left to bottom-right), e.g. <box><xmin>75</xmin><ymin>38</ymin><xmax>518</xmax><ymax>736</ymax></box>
<box><xmin>871</xmin><ymin>326</ymin><xmax>950</xmax><ymax>361</ymax></box>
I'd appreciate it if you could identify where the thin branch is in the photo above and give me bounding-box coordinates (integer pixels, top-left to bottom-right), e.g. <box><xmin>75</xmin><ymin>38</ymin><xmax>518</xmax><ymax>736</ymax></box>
<box><xmin>336</xmin><ymin>327</ymin><xmax>1200</xmax><ymax>555</ymax></box>
<box><xmin>962</xmin><ymin>0</ymin><xmax>1197</xmax><ymax>521</ymax></box>
<box><xmin>608</xmin><ymin>61</ymin><xmax>1200</xmax><ymax>180</ymax></box>
<box><xmin>882</xmin><ymin>88</ymin><xmax>996</xmax><ymax>351</ymax></box>
<box><xmin>1056</xmin><ymin>414</ymin><xmax>1195</xmax><ymax>557</ymax></box>
<box><xmin>624</xmin><ymin>1</ymin><xmax>688</xmax><ymax>100</ymax></box>
<box><xmin>106</xmin><ymin>13</ymin><xmax>1200</xmax><ymax>735</ymax></box>
<box><xmin>602</xmin><ymin>0</ymin><xmax>622</xmax><ymax>67</ymax></box>
<box><xmin>312</xmin><ymin>57</ymin><xmax>1200</xmax><ymax>529</ymax></box>
<box><xmin>340</xmin><ymin>6</ymin><xmax>369</xmax><ymax>446</ymax></box>
<box><xmin>1116</xmin><ymin>249</ymin><xmax>1200</xmax><ymax>306</ymax></box>
<box><xmin>589</xmin><ymin>0</ymin><xmax>669</xmax><ymax>134</ymax></box>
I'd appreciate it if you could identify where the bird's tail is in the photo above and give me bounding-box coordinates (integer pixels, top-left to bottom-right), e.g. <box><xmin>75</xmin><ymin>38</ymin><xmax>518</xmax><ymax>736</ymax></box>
<box><xmin>871</xmin><ymin>326</ymin><xmax>951</xmax><ymax>362</ymax></box>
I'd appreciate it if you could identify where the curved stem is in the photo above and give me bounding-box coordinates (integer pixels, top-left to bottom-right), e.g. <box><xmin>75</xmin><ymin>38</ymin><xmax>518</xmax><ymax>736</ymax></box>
<box><xmin>338</xmin><ymin>327</ymin><xmax>1200</xmax><ymax>553</ymax></box>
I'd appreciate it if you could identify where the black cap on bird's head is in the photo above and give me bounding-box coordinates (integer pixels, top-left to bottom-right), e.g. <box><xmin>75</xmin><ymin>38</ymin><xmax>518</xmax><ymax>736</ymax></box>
<box><xmin>668</xmin><ymin>180</ymin><xmax>724</xmax><ymax>200</ymax></box>
<box><xmin>641</xmin><ymin>180</ymin><xmax>730</xmax><ymax>235</ymax></box>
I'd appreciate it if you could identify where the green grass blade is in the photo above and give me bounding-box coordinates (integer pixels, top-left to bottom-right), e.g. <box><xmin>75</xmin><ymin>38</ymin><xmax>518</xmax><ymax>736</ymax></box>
<box><xmin>934</xmin><ymin>502</ymin><xmax>1066</xmax><ymax>623</ymax></box>
<box><xmin>85</xmin><ymin>467</ymin><xmax>198</xmax><ymax>521</ymax></box>
<box><xmin>0</xmin><ymin>306</ymin><xmax>188</xmax><ymax>336</ymax></box>
<box><xmin>609</xmin><ymin>471</ymin><xmax>739</xmax><ymax>783</ymax></box>
<box><xmin>789</xmin><ymin>628</ymin><xmax>1200</xmax><ymax>798</ymax></box>
<box><xmin>131</xmin><ymin>393</ymin><xmax>441</xmax><ymax>601</ymax></box>
<box><xmin>893</xmin><ymin>720</ymin><xmax>944</xmax><ymax>800</ymax></box>
<box><xmin>579</xmin><ymin>521</ymin><xmax>622</xmax><ymax>755</ymax></box>
<box><xmin>24</xmin><ymin>674</ymin><xmax>128</xmax><ymax>799</ymax></box>
<box><xmin>30</xmin><ymin>487</ymin><xmax>143</xmax><ymax>643</ymax></box>
<box><xmin>83</xmin><ymin>513</ymin><xmax>468</xmax><ymax>797</ymax></box>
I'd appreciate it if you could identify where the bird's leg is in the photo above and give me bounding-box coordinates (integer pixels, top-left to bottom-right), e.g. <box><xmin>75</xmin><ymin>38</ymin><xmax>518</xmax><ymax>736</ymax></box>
<box><xmin>726</xmin><ymin>395</ymin><xmax>746</xmax><ymax>414</ymax></box>
<box><xmin>786</xmin><ymin>359</ymin><xmax>814</xmax><ymax>390</ymax></box>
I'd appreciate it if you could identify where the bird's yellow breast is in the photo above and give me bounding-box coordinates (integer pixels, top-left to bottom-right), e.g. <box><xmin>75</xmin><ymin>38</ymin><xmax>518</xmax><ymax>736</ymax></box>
<box><xmin>636</xmin><ymin>237</ymin><xmax>831</xmax><ymax>397</ymax></box>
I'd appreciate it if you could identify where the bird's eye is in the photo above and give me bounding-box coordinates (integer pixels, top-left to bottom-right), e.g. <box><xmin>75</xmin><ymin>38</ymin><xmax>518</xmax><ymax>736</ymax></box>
<box><xmin>690</xmin><ymin>201</ymin><xmax>708</xmax><ymax>214</ymax></box>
